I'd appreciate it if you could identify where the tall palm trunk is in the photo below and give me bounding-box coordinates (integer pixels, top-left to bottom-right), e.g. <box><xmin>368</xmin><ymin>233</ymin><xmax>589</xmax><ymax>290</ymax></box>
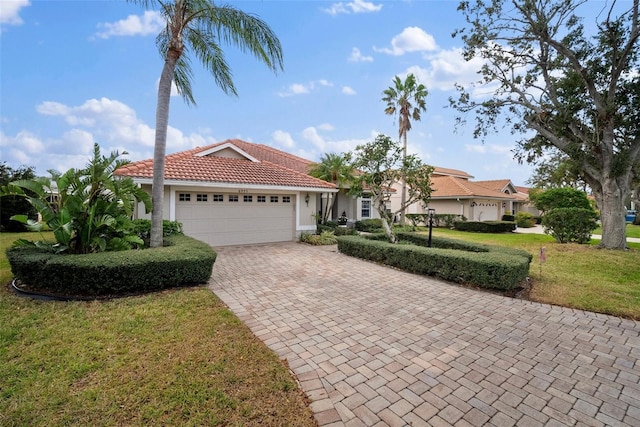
<box><xmin>400</xmin><ymin>130</ymin><xmax>407</xmax><ymax>225</ymax></box>
<box><xmin>150</xmin><ymin>52</ymin><xmax>179</xmax><ymax>248</ymax></box>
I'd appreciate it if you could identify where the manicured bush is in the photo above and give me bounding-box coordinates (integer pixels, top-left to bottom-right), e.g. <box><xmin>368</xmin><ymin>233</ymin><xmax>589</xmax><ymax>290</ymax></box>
<box><xmin>501</xmin><ymin>214</ymin><xmax>515</xmax><ymax>222</ymax></box>
<box><xmin>515</xmin><ymin>211</ymin><xmax>536</xmax><ymax>228</ymax></box>
<box><xmin>317</xmin><ymin>223</ymin><xmax>357</xmax><ymax>235</ymax></box>
<box><xmin>542</xmin><ymin>207</ymin><xmax>598</xmax><ymax>243</ymax></box>
<box><xmin>300</xmin><ymin>230</ymin><xmax>338</xmax><ymax>245</ymax></box>
<box><xmin>453</xmin><ymin>221</ymin><xmax>516</xmax><ymax>233</ymax></box>
<box><xmin>7</xmin><ymin>234</ymin><xmax>217</xmax><ymax>297</ymax></box>
<box><xmin>355</xmin><ymin>218</ymin><xmax>383</xmax><ymax>232</ymax></box>
<box><xmin>336</xmin><ymin>233</ymin><xmax>531</xmax><ymax>290</ymax></box>
<box><xmin>406</xmin><ymin>213</ymin><xmax>466</xmax><ymax>228</ymax></box>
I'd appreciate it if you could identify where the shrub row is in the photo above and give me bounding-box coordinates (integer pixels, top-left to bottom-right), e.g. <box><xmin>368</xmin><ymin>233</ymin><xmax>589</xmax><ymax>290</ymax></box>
<box><xmin>336</xmin><ymin>233</ymin><xmax>531</xmax><ymax>290</ymax></box>
<box><xmin>454</xmin><ymin>220</ymin><xmax>516</xmax><ymax>233</ymax></box>
<box><xmin>354</xmin><ymin>219</ymin><xmax>384</xmax><ymax>232</ymax></box>
<box><xmin>406</xmin><ymin>213</ymin><xmax>467</xmax><ymax>228</ymax></box>
<box><xmin>317</xmin><ymin>223</ymin><xmax>358</xmax><ymax>235</ymax></box>
<box><xmin>7</xmin><ymin>234</ymin><xmax>217</xmax><ymax>297</ymax></box>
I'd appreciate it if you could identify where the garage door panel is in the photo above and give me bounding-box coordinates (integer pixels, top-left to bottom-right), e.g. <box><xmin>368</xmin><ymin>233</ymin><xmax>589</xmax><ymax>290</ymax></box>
<box><xmin>175</xmin><ymin>196</ymin><xmax>294</xmax><ymax>246</ymax></box>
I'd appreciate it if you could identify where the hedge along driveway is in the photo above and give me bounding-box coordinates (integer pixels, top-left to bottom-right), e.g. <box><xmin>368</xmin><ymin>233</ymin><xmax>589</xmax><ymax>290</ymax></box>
<box><xmin>336</xmin><ymin>233</ymin><xmax>532</xmax><ymax>290</ymax></box>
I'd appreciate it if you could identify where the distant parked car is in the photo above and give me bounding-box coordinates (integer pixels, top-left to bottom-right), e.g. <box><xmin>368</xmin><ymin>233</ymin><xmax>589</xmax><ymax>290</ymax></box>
<box><xmin>626</xmin><ymin>210</ymin><xmax>637</xmax><ymax>222</ymax></box>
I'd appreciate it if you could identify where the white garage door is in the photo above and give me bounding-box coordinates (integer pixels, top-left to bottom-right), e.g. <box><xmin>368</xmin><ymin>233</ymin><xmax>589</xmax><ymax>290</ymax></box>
<box><xmin>473</xmin><ymin>200</ymin><xmax>500</xmax><ymax>221</ymax></box>
<box><xmin>175</xmin><ymin>192</ymin><xmax>295</xmax><ymax>246</ymax></box>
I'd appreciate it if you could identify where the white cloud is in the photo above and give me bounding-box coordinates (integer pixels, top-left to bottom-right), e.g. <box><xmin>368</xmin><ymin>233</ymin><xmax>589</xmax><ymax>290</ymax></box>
<box><xmin>271</xmin><ymin>130</ymin><xmax>295</xmax><ymax>149</ymax></box>
<box><xmin>95</xmin><ymin>11</ymin><xmax>164</xmax><ymax>39</ymax></box>
<box><xmin>348</xmin><ymin>47</ymin><xmax>373</xmax><ymax>62</ymax></box>
<box><xmin>277</xmin><ymin>80</ymin><xmax>334</xmax><ymax>97</ymax></box>
<box><xmin>317</xmin><ymin>123</ymin><xmax>335</xmax><ymax>131</ymax></box>
<box><xmin>342</xmin><ymin>86</ymin><xmax>357</xmax><ymax>95</ymax></box>
<box><xmin>323</xmin><ymin>0</ymin><xmax>382</xmax><ymax>15</ymax></box>
<box><xmin>0</xmin><ymin>0</ymin><xmax>30</xmax><ymax>26</ymax></box>
<box><xmin>5</xmin><ymin>97</ymin><xmax>217</xmax><ymax>174</ymax></box>
<box><xmin>375</xmin><ymin>27</ymin><xmax>438</xmax><ymax>56</ymax></box>
<box><xmin>300</xmin><ymin>126</ymin><xmax>378</xmax><ymax>159</ymax></box>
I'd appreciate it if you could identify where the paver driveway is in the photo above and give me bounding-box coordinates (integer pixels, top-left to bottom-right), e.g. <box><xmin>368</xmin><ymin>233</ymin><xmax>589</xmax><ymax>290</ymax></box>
<box><xmin>209</xmin><ymin>243</ymin><xmax>640</xmax><ymax>426</ymax></box>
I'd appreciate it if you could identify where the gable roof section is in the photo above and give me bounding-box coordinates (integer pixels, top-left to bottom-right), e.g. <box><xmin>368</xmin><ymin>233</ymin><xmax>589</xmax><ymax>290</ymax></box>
<box><xmin>115</xmin><ymin>140</ymin><xmax>335</xmax><ymax>189</ymax></box>
<box><xmin>474</xmin><ymin>179</ymin><xmax>517</xmax><ymax>194</ymax></box>
<box><xmin>432</xmin><ymin>166</ymin><xmax>474</xmax><ymax>180</ymax></box>
<box><xmin>431</xmin><ymin>176</ymin><xmax>516</xmax><ymax>200</ymax></box>
<box><xmin>216</xmin><ymin>139</ymin><xmax>313</xmax><ymax>174</ymax></box>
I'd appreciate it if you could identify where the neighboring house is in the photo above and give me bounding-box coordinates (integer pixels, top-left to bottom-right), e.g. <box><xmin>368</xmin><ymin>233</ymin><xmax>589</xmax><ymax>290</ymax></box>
<box><xmin>387</xmin><ymin>168</ymin><xmax>531</xmax><ymax>222</ymax></box>
<box><xmin>115</xmin><ymin>139</ymin><xmax>337</xmax><ymax>247</ymax></box>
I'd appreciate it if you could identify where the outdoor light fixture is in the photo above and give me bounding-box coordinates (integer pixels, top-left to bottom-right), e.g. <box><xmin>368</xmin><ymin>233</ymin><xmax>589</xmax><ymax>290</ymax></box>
<box><xmin>305</xmin><ymin>193</ymin><xmax>310</xmax><ymax>206</ymax></box>
<box><xmin>427</xmin><ymin>208</ymin><xmax>436</xmax><ymax>248</ymax></box>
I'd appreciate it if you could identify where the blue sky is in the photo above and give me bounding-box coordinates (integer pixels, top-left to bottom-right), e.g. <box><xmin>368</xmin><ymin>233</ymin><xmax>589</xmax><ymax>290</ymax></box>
<box><xmin>2</xmin><ymin>0</ymin><xmax>537</xmax><ymax>185</ymax></box>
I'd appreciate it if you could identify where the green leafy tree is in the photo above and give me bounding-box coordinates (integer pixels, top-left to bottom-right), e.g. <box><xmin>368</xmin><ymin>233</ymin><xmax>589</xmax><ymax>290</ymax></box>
<box><xmin>308</xmin><ymin>153</ymin><xmax>355</xmax><ymax>223</ymax></box>
<box><xmin>348</xmin><ymin>134</ymin><xmax>434</xmax><ymax>243</ymax></box>
<box><xmin>1</xmin><ymin>144</ymin><xmax>152</xmax><ymax>254</ymax></box>
<box><xmin>382</xmin><ymin>73</ymin><xmax>428</xmax><ymax>225</ymax></box>
<box><xmin>530</xmin><ymin>187</ymin><xmax>593</xmax><ymax>213</ymax></box>
<box><xmin>452</xmin><ymin>0</ymin><xmax>640</xmax><ymax>249</ymax></box>
<box><xmin>0</xmin><ymin>163</ymin><xmax>37</xmax><ymax>232</ymax></box>
<box><xmin>527</xmin><ymin>149</ymin><xmax>587</xmax><ymax>191</ymax></box>
<box><xmin>129</xmin><ymin>0</ymin><xmax>284</xmax><ymax>247</ymax></box>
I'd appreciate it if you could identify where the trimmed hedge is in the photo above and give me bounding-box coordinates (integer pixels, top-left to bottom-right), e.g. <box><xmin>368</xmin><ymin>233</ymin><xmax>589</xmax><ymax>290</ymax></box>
<box><xmin>454</xmin><ymin>220</ymin><xmax>516</xmax><ymax>233</ymax></box>
<box><xmin>336</xmin><ymin>232</ymin><xmax>531</xmax><ymax>290</ymax></box>
<box><xmin>355</xmin><ymin>219</ymin><xmax>384</xmax><ymax>232</ymax></box>
<box><xmin>7</xmin><ymin>234</ymin><xmax>217</xmax><ymax>296</ymax></box>
<box><xmin>406</xmin><ymin>213</ymin><xmax>466</xmax><ymax>228</ymax></box>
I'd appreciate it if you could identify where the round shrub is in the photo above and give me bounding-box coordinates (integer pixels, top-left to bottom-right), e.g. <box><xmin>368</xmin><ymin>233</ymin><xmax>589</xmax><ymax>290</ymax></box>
<box><xmin>542</xmin><ymin>207</ymin><xmax>598</xmax><ymax>243</ymax></box>
<box><xmin>515</xmin><ymin>211</ymin><xmax>536</xmax><ymax>228</ymax></box>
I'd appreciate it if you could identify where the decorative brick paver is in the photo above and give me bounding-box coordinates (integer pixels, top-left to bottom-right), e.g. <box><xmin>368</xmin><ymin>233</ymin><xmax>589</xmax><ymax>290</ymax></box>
<box><xmin>209</xmin><ymin>243</ymin><xmax>640</xmax><ymax>426</ymax></box>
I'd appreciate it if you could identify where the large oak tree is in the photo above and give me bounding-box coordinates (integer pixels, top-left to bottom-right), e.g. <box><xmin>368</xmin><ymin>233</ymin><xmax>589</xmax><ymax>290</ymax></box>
<box><xmin>452</xmin><ymin>0</ymin><xmax>640</xmax><ymax>249</ymax></box>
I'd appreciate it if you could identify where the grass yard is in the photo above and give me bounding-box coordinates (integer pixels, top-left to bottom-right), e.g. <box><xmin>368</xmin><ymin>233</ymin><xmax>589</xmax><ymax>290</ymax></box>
<box><xmin>429</xmin><ymin>228</ymin><xmax>640</xmax><ymax>319</ymax></box>
<box><xmin>593</xmin><ymin>222</ymin><xmax>640</xmax><ymax>239</ymax></box>
<box><xmin>0</xmin><ymin>232</ymin><xmax>316</xmax><ymax>427</ymax></box>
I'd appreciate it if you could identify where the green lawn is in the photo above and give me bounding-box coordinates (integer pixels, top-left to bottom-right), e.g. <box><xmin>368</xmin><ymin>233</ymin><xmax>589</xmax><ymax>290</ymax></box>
<box><xmin>428</xmin><ymin>228</ymin><xmax>640</xmax><ymax>319</ymax></box>
<box><xmin>0</xmin><ymin>232</ymin><xmax>315</xmax><ymax>427</ymax></box>
<box><xmin>593</xmin><ymin>222</ymin><xmax>640</xmax><ymax>239</ymax></box>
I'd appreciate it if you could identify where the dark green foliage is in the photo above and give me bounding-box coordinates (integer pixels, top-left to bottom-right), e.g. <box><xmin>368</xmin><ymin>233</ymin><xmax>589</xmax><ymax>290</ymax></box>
<box><xmin>6</xmin><ymin>235</ymin><xmax>216</xmax><ymax>296</ymax></box>
<box><xmin>406</xmin><ymin>213</ymin><xmax>466</xmax><ymax>228</ymax></box>
<box><xmin>132</xmin><ymin>219</ymin><xmax>183</xmax><ymax>244</ymax></box>
<box><xmin>453</xmin><ymin>221</ymin><xmax>516</xmax><ymax>233</ymax></box>
<box><xmin>531</xmin><ymin>187</ymin><xmax>592</xmax><ymax>212</ymax></box>
<box><xmin>0</xmin><ymin>163</ymin><xmax>37</xmax><ymax>232</ymax></box>
<box><xmin>317</xmin><ymin>222</ymin><xmax>358</xmax><ymax>235</ymax></box>
<box><xmin>354</xmin><ymin>219</ymin><xmax>383</xmax><ymax>232</ymax></box>
<box><xmin>542</xmin><ymin>207</ymin><xmax>599</xmax><ymax>243</ymax></box>
<box><xmin>501</xmin><ymin>214</ymin><xmax>515</xmax><ymax>222</ymax></box>
<box><xmin>336</xmin><ymin>233</ymin><xmax>531</xmax><ymax>290</ymax></box>
<box><xmin>515</xmin><ymin>212</ymin><xmax>536</xmax><ymax>228</ymax></box>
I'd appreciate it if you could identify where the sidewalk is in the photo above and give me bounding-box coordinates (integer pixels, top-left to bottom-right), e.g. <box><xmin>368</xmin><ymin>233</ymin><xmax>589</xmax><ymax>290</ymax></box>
<box><xmin>515</xmin><ymin>224</ymin><xmax>640</xmax><ymax>243</ymax></box>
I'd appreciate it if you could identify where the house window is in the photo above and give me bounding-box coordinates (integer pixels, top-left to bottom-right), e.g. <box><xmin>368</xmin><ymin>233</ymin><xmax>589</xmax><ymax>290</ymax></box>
<box><xmin>361</xmin><ymin>199</ymin><xmax>371</xmax><ymax>218</ymax></box>
<box><xmin>270</xmin><ymin>196</ymin><xmax>278</xmax><ymax>203</ymax></box>
<box><xmin>282</xmin><ymin>196</ymin><xmax>291</xmax><ymax>203</ymax></box>
<box><xmin>213</xmin><ymin>194</ymin><xmax>223</xmax><ymax>202</ymax></box>
<box><xmin>196</xmin><ymin>194</ymin><xmax>208</xmax><ymax>202</ymax></box>
<box><xmin>243</xmin><ymin>195</ymin><xmax>253</xmax><ymax>202</ymax></box>
<box><xmin>179</xmin><ymin>193</ymin><xmax>191</xmax><ymax>202</ymax></box>
<box><xmin>257</xmin><ymin>195</ymin><xmax>266</xmax><ymax>203</ymax></box>
<box><xmin>228</xmin><ymin>195</ymin><xmax>239</xmax><ymax>202</ymax></box>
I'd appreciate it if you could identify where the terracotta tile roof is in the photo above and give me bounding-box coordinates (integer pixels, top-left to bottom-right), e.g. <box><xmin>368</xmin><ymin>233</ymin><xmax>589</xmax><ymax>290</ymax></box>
<box><xmin>115</xmin><ymin>140</ymin><xmax>335</xmax><ymax>189</ymax></box>
<box><xmin>218</xmin><ymin>139</ymin><xmax>313</xmax><ymax>174</ymax></box>
<box><xmin>515</xmin><ymin>186</ymin><xmax>530</xmax><ymax>194</ymax></box>
<box><xmin>474</xmin><ymin>179</ymin><xmax>512</xmax><ymax>192</ymax></box>
<box><xmin>431</xmin><ymin>176</ymin><xmax>516</xmax><ymax>199</ymax></box>
<box><xmin>432</xmin><ymin>166</ymin><xmax>474</xmax><ymax>179</ymax></box>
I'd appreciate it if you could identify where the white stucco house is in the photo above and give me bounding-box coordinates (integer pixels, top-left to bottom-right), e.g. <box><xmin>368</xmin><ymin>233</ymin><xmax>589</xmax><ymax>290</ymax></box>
<box><xmin>117</xmin><ymin>139</ymin><xmax>534</xmax><ymax>246</ymax></box>
<box><xmin>116</xmin><ymin>139</ymin><xmax>337</xmax><ymax>247</ymax></box>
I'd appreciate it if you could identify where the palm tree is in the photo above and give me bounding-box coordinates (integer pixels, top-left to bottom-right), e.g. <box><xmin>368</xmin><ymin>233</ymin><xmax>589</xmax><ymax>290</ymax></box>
<box><xmin>382</xmin><ymin>73</ymin><xmax>428</xmax><ymax>224</ymax></box>
<box><xmin>130</xmin><ymin>0</ymin><xmax>284</xmax><ymax>247</ymax></box>
<box><xmin>308</xmin><ymin>153</ymin><xmax>354</xmax><ymax>223</ymax></box>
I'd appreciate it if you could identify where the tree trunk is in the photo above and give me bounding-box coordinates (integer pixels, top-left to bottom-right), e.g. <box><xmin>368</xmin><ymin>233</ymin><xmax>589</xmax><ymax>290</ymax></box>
<box><xmin>400</xmin><ymin>131</ymin><xmax>407</xmax><ymax>225</ymax></box>
<box><xmin>377</xmin><ymin>198</ymin><xmax>396</xmax><ymax>243</ymax></box>
<box><xmin>150</xmin><ymin>55</ymin><xmax>178</xmax><ymax>248</ymax></box>
<box><xmin>596</xmin><ymin>177</ymin><xmax>628</xmax><ymax>249</ymax></box>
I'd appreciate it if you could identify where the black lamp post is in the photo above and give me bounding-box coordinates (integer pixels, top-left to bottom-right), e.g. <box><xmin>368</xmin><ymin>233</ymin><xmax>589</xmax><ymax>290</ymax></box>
<box><xmin>427</xmin><ymin>208</ymin><xmax>435</xmax><ymax>247</ymax></box>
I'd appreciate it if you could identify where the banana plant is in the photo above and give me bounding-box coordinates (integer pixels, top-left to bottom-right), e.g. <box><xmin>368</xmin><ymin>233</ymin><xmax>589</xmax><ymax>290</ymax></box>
<box><xmin>2</xmin><ymin>144</ymin><xmax>152</xmax><ymax>254</ymax></box>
